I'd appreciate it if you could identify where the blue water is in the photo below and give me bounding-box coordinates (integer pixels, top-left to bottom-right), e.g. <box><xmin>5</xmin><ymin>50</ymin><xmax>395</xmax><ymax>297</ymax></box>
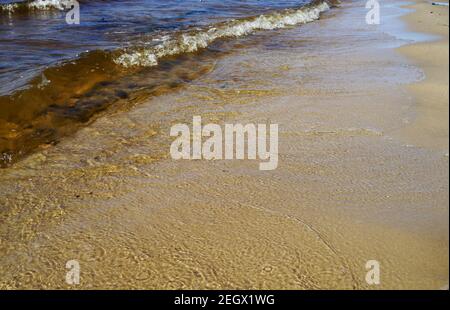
<box><xmin>0</xmin><ymin>0</ymin><xmax>310</xmax><ymax>94</ymax></box>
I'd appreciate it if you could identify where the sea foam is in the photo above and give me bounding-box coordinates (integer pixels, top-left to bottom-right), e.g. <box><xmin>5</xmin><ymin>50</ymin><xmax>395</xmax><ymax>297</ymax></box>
<box><xmin>0</xmin><ymin>0</ymin><xmax>74</xmax><ymax>12</ymax></box>
<box><xmin>114</xmin><ymin>1</ymin><xmax>332</xmax><ymax>68</ymax></box>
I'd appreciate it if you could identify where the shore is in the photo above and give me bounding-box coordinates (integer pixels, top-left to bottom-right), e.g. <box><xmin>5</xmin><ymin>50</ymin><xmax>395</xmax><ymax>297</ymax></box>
<box><xmin>397</xmin><ymin>0</ymin><xmax>449</xmax><ymax>151</ymax></box>
<box><xmin>0</xmin><ymin>0</ymin><xmax>448</xmax><ymax>289</ymax></box>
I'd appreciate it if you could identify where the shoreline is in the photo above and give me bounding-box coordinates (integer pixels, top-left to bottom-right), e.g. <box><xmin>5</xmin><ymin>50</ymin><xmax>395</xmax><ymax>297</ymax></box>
<box><xmin>0</xmin><ymin>0</ymin><xmax>448</xmax><ymax>289</ymax></box>
<box><xmin>396</xmin><ymin>0</ymin><xmax>449</xmax><ymax>152</ymax></box>
<box><xmin>0</xmin><ymin>0</ymin><xmax>335</xmax><ymax>168</ymax></box>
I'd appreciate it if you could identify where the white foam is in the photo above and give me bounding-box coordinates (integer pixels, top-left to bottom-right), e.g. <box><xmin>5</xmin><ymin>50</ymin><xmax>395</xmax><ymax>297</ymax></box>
<box><xmin>1</xmin><ymin>0</ymin><xmax>74</xmax><ymax>12</ymax></box>
<box><xmin>27</xmin><ymin>0</ymin><xmax>74</xmax><ymax>10</ymax></box>
<box><xmin>0</xmin><ymin>3</ymin><xmax>19</xmax><ymax>12</ymax></box>
<box><xmin>114</xmin><ymin>2</ymin><xmax>331</xmax><ymax>68</ymax></box>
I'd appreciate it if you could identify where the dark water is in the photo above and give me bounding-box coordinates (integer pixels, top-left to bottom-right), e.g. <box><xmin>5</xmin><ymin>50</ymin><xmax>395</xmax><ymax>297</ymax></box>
<box><xmin>0</xmin><ymin>0</ymin><xmax>334</xmax><ymax>167</ymax></box>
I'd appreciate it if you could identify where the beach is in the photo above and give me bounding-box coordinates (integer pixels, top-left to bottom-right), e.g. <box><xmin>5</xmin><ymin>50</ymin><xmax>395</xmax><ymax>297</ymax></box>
<box><xmin>0</xmin><ymin>0</ymin><xmax>448</xmax><ymax>289</ymax></box>
<box><xmin>397</xmin><ymin>0</ymin><xmax>449</xmax><ymax>151</ymax></box>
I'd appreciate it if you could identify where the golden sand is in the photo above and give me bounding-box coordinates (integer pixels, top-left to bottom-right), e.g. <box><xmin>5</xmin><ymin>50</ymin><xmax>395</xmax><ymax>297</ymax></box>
<box><xmin>0</xmin><ymin>0</ymin><xmax>448</xmax><ymax>289</ymax></box>
<box><xmin>396</xmin><ymin>0</ymin><xmax>449</xmax><ymax>151</ymax></box>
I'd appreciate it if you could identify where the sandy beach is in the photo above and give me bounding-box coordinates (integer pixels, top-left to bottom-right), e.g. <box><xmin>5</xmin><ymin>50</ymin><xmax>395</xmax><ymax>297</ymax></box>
<box><xmin>0</xmin><ymin>0</ymin><xmax>448</xmax><ymax>289</ymax></box>
<box><xmin>397</xmin><ymin>0</ymin><xmax>449</xmax><ymax>152</ymax></box>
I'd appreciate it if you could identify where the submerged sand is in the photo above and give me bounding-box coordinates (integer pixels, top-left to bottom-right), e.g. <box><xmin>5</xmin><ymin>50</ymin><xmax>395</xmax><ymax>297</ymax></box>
<box><xmin>0</xmin><ymin>0</ymin><xmax>448</xmax><ymax>289</ymax></box>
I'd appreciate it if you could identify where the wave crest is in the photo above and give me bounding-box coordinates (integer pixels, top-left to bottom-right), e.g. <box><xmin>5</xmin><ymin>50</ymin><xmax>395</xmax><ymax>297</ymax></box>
<box><xmin>114</xmin><ymin>1</ymin><xmax>332</xmax><ymax>68</ymax></box>
<box><xmin>0</xmin><ymin>0</ymin><xmax>75</xmax><ymax>13</ymax></box>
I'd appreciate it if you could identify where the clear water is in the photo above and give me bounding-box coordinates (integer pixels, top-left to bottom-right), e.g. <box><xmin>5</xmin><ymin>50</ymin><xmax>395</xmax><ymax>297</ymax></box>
<box><xmin>0</xmin><ymin>0</ymin><xmax>333</xmax><ymax>167</ymax></box>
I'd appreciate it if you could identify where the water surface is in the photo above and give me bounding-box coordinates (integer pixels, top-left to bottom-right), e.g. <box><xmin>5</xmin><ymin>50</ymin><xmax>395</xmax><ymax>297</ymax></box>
<box><xmin>0</xmin><ymin>0</ymin><xmax>334</xmax><ymax>166</ymax></box>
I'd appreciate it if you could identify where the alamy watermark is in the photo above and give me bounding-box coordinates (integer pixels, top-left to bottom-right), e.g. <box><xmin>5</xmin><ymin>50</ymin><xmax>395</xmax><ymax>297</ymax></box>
<box><xmin>365</xmin><ymin>259</ymin><xmax>381</xmax><ymax>285</ymax></box>
<box><xmin>170</xmin><ymin>116</ymin><xmax>279</xmax><ymax>171</ymax></box>
<box><xmin>366</xmin><ymin>0</ymin><xmax>380</xmax><ymax>25</ymax></box>
<box><xmin>65</xmin><ymin>0</ymin><xmax>80</xmax><ymax>25</ymax></box>
<box><xmin>66</xmin><ymin>259</ymin><xmax>80</xmax><ymax>285</ymax></box>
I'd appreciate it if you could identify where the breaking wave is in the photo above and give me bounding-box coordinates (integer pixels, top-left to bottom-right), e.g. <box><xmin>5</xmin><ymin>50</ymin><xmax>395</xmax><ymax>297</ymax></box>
<box><xmin>0</xmin><ymin>0</ymin><xmax>338</xmax><ymax>167</ymax></box>
<box><xmin>0</xmin><ymin>0</ymin><xmax>80</xmax><ymax>13</ymax></box>
<box><xmin>114</xmin><ymin>0</ymin><xmax>334</xmax><ymax>67</ymax></box>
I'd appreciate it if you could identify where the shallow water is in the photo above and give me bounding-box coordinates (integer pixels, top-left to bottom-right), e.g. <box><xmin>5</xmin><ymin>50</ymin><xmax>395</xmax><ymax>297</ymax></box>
<box><xmin>0</xmin><ymin>0</ymin><xmax>447</xmax><ymax>289</ymax></box>
<box><xmin>0</xmin><ymin>0</ymin><xmax>337</xmax><ymax>167</ymax></box>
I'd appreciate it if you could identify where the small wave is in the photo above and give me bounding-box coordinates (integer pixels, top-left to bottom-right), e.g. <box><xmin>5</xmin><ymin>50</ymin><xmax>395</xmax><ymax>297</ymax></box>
<box><xmin>114</xmin><ymin>0</ymin><xmax>334</xmax><ymax>68</ymax></box>
<box><xmin>0</xmin><ymin>0</ymin><xmax>76</xmax><ymax>13</ymax></box>
<box><xmin>0</xmin><ymin>0</ymin><xmax>339</xmax><ymax>167</ymax></box>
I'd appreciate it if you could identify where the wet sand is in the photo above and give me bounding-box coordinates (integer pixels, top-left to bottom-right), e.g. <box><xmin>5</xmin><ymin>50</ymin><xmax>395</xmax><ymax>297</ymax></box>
<box><xmin>396</xmin><ymin>0</ymin><xmax>449</xmax><ymax>151</ymax></box>
<box><xmin>0</xmin><ymin>0</ymin><xmax>448</xmax><ymax>289</ymax></box>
